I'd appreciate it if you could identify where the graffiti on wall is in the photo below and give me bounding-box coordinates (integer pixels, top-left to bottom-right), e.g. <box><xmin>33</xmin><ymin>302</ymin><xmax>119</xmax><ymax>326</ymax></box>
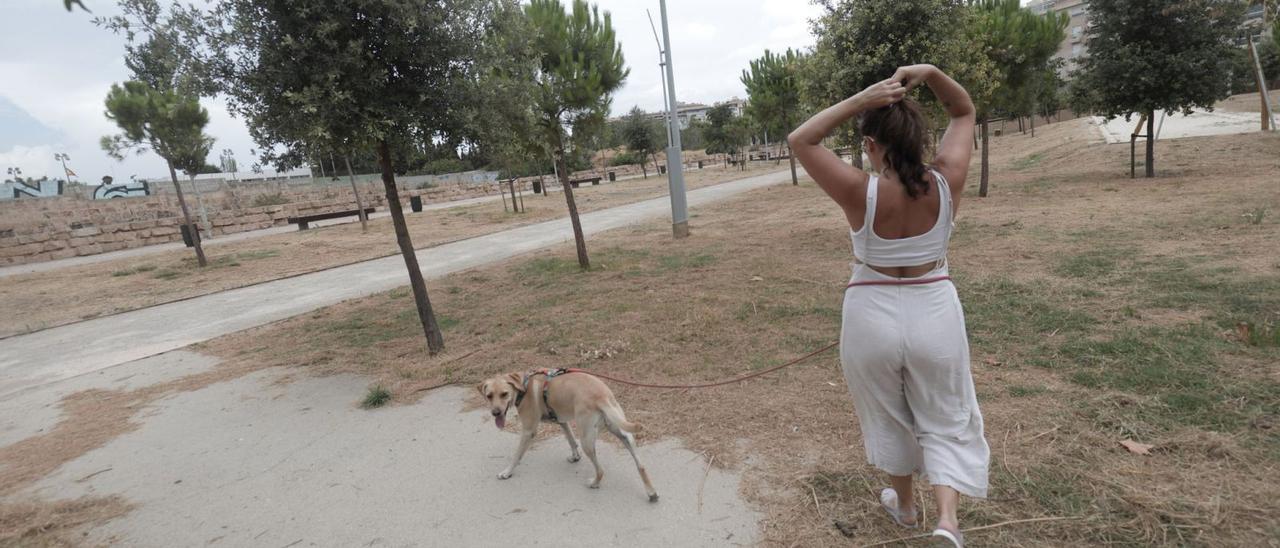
<box><xmin>0</xmin><ymin>177</ymin><xmax>64</xmax><ymax>200</ymax></box>
<box><xmin>92</xmin><ymin>176</ymin><xmax>150</xmax><ymax>199</ymax></box>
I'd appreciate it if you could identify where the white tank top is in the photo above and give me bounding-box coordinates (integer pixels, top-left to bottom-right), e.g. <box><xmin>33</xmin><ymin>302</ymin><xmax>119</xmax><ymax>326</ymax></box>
<box><xmin>850</xmin><ymin>169</ymin><xmax>954</xmax><ymax>268</ymax></box>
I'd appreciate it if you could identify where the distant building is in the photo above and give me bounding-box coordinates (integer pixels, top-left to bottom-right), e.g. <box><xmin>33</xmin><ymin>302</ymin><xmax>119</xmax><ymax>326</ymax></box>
<box><xmin>1027</xmin><ymin>0</ymin><xmax>1091</xmax><ymax>77</ymax></box>
<box><xmin>624</xmin><ymin>97</ymin><xmax>748</xmax><ymax>129</ymax></box>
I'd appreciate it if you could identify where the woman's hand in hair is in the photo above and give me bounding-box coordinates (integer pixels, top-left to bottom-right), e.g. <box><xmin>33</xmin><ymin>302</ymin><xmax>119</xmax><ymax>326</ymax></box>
<box><xmin>855</xmin><ymin>78</ymin><xmax>907</xmax><ymax>110</ymax></box>
<box><xmin>891</xmin><ymin>64</ymin><xmax>937</xmax><ymax>91</ymax></box>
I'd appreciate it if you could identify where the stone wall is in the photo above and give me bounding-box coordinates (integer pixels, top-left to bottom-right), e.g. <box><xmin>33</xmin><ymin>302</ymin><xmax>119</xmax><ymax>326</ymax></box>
<box><xmin>0</xmin><ymin>158</ymin><xmax>712</xmax><ymax>267</ymax></box>
<box><xmin>0</xmin><ymin>179</ymin><xmax>504</xmax><ymax>266</ymax></box>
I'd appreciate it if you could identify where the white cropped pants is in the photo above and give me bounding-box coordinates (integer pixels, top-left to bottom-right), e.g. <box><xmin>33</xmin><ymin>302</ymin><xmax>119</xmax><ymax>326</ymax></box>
<box><xmin>839</xmin><ymin>264</ymin><xmax>989</xmax><ymax>498</ymax></box>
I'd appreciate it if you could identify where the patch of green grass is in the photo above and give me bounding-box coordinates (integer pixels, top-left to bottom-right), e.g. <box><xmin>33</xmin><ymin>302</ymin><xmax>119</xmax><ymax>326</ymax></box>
<box><xmin>657</xmin><ymin>253</ymin><xmax>716</xmax><ymax>271</ymax></box>
<box><xmin>322</xmin><ymin>316</ymin><xmax>400</xmax><ymax>346</ymax></box>
<box><xmin>958</xmin><ymin>277</ymin><xmax>1096</xmax><ymax>347</ymax></box>
<box><xmin>1011</xmin><ymin>152</ymin><xmax>1045</xmax><ymax>171</ymax></box>
<box><xmin>1047</xmin><ymin>324</ymin><xmax>1277</xmax><ymax>434</ymax></box>
<box><xmin>1240</xmin><ymin>321</ymin><xmax>1280</xmax><ymax>347</ymax></box>
<box><xmin>234</xmin><ymin>249</ymin><xmax>280</xmax><ymax>261</ymax></box>
<box><xmin>1053</xmin><ymin>246</ymin><xmax>1133</xmax><ymax>279</ymax></box>
<box><xmin>734</xmin><ymin>301</ymin><xmax>840</xmax><ymax>323</ymax></box>
<box><xmin>361</xmin><ymin>385</ymin><xmax>391</xmax><ymax>409</ymax></box>
<box><xmin>111</xmin><ymin>264</ymin><xmax>157</xmax><ymax>277</ymax></box>
<box><xmin>1020</xmin><ymin>178</ymin><xmax>1057</xmax><ymax>194</ymax></box>
<box><xmin>152</xmin><ymin>269</ymin><xmax>183</xmax><ymax>280</ymax></box>
<box><xmin>1008</xmin><ymin>384</ymin><xmax>1049</xmax><ymax>397</ymax></box>
<box><xmin>1242</xmin><ymin>207</ymin><xmax>1268</xmax><ymax>225</ymax></box>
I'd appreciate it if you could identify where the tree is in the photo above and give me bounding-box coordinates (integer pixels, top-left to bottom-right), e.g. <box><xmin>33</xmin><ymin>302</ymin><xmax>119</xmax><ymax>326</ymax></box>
<box><xmin>807</xmin><ymin>0</ymin><xmax>994</xmax><ymax>169</ymax></box>
<box><xmin>703</xmin><ymin>103</ymin><xmax>740</xmax><ymax>165</ymax></box>
<box><xmin>525</xmin><ymin>0</ymin><xmax>628</xmax><ymax>270</ymax></box>
<box><xmin>1069</xmin><ymin>0</ymin><xmax>1244</xmax><ymax>177</ymax></box>
<box><xmin>682</xmin><ymin>117</ymin><xmax>708</xmax><ymax>151</ymax></box>
<box><xmin>620</xmin><ymin>107</ymin><xmax>662</xmax><ymax>178</ymax></box>
<box><xmin>101</xmin><ymin>81</ymin><xmax>210</xmax><ymax>267</ymax></box>
<box><xmin>209</xmin><ymin>0</ymin><xmax>494</xmax><ymax>355</ymax></box>
<box><xmin>970</xmin><ymin>0</ymin><xmax>1066</xmax><ymax>195</ymax></box>
<box><xmin>742</xmin><ymin>48</ymin><xmax>806</xmax><ymax>185</ymax></box>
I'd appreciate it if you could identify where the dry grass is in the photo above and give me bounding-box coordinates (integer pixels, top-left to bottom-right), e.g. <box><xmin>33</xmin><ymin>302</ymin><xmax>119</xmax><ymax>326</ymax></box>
<box><xmin>4</xmin><ymin>119</ymin><xmax>1278</xmax><ymax>545</ymax></box>
<box><xmin>1215</xmin><ymin>90</ymin><xmax>1279</xmax><ymax>113</ymax></box>
<box><xmin>0</xmin><ymin>496</ymin><xmax>132</xmax><ymax>548</ymax></box>
<box><xmin>0</xmin><ymin>162</ymin><xmax>780</xmax><ymax>339</ymax></box>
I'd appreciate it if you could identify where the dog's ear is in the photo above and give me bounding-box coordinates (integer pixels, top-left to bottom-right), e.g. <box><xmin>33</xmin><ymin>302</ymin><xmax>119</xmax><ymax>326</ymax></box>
<box><xmin>476</xmin><ymin>381</ymin><xmax>487</xmax><ymax>397</ymax></box>
<box><xmin>505</xmin><ymin>372</ymin><xmax>524</xmax><ymax>393</ymax></box>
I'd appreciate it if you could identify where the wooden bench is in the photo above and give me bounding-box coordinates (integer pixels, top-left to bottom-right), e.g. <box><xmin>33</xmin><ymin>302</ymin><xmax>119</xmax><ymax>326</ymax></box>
<box><xmin>286</xmin><ymin>207</ymin><xmax>376</xmax><ymax>230</ymax></box>
<box><xmin>569</xmin><ymin>176</ymin><xmax>602</xmax><ymax>188</ymax></box>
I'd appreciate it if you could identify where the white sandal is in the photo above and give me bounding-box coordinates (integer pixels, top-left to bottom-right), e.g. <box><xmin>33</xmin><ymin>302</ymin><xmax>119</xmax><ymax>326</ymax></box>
<box><xmin>930</xmin><ymin>527</ymin><xmax>964</xmax><ymax>547</ymax></box>
<box><xmin>878</xmin><ymin>488</ymin><xmax>918</xmax><ymax>528</ymax></box>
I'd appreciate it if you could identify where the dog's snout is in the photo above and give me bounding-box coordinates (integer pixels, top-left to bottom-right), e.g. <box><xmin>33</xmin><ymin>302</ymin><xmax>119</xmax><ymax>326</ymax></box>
<box><xmin>491</xmin><ymin>409</ymin><xmax>502</xmax><ymax>416</ymax></box>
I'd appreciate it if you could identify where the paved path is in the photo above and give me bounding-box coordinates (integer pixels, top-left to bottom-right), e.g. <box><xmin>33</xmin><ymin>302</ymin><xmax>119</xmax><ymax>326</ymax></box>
<box><xmin>0</xmin><ymin>166</ymin><xmax>716</xmax><ymax>279</ymax></box>
<box><xmin>1093</xmin><ymin>108</ymin><xmax>1271</xmax><ymax>144</ymax></box>
<box><xmin>0</xmin><ymin>168</ymin><xmax>795</xmax><ymax>397</ymax></box>
<box><xmin>12</xmin><ymin>356</ymin><xmax>757</xmax><ymax>547</ymax></box>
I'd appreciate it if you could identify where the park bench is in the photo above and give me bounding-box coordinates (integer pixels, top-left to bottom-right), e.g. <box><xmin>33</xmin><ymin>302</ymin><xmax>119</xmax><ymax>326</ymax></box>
<box><xmin>569</xmin><ymin>176</ymin><xmax>602</xmax><ymax>188</ymax></box>
<box><xmin>286</xmin><ymin>207</ymin><xmax>376</xmax><ymax>230</ymax></box>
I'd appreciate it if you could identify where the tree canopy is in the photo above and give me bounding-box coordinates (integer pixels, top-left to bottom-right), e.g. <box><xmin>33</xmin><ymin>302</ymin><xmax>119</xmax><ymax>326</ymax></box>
<box><xmin>741</xmin><ymin>48</ymin><xmax>806</xmax><ymax>183</ymax></box>
<box><xmin>524</xmin><ymin>0</ymin><xmax>628</xmax><ymax>269</ymax></box>
<box><xmin>619</xmin><ymin>106</ymin><xmax>662</xmax><ymax>177</ymax></box>
<box><xmin>1068</xmin><ymin>0</ymin><xmax>1244</xmax><ymax>120</ymax></box>
<box><xmin>970</xmin><ymin>0</ymin><xmax>1067</xmax><ymax>118</ymax></box>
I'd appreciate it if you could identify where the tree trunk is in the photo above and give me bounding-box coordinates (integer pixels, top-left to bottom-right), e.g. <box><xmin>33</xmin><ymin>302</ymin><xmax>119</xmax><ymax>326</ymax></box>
<box><xmin>188</xmin><ymin>174</ymin><xmax>212</xmax><ymax>238</ymax></box>
<box><xmin>1145</xmin><ymin>112</ymin><xmax>1155</xmax><ymax>178</ymax></box>
<box><xmin>344</xmin><ymin>155</ymin><xmax>368</xmax><ymax>232</ymax></box>
<box><xmin>640</xmin><ymin>159</ymin><xmax>648</xmax><ymax>179</ymax></box>
<box><xmin>377</xmin><ymin>140</ymin><xmax>443</xmax><ymax>355</ymax></box>
<box><xmin>979</xmin><ymin>119</ymin><xmax>990</xmax><ymax>198</ymax></box>
<box><xmin>788</xmin><ymin>142</ymin><xmax>798</xmax><ymax>186</ymax></box>
<box><xmin>167</xmin><ymin>160</ymin><xmax>207</xmax><ymax>267</ymax></box>
<box><xmin>508</xmin><ymin>179</ymin><xmax>519</xmax><ymax>213</ymax></box>
<box><xmin>1030</xmin><ymin>109</ymin><xmax>1036</xmax><ymax>137</ymax></box>
<box><xmin>555</xmin><ymin>147</ymin><xmax>590</xmax><ymax>270</ymax></box>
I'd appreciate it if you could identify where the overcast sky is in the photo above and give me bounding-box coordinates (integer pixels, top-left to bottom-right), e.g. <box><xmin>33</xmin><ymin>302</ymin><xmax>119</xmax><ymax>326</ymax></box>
<box><xmin>0</xmin><ymin>0</ymin><xmax>822</xmax><ymax>183</ymax></box>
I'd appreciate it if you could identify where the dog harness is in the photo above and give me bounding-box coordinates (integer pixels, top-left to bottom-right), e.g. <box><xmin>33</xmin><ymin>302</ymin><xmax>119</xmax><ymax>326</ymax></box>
<box><xmin>515</xmin><ymin>368</ymin><xmax>568</xmax><ymax>423</ymax></box>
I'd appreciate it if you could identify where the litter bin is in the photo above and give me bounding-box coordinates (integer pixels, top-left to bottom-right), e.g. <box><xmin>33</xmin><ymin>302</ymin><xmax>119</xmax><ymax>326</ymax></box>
<box><xmin>410</xmin><ymin>195</ymin><xmax>423</xmax><ymax>213</ymax></box>
<box><xmin>608</xmin><ymin>171</ymin><xmax>616</xmax><ymax>182</ymax></box>
<box><xmin>532</xmin><ymin>180</ymin><xmax>542</xmax><ymax>194</ymax></box>
<box><xmin>697</xmin><ymin>160</ymin><xmax>703</xmax><ymax>169</ymax></box>
<box><xmin>179</xmin><ymin>223</ymin><xmax>195</xmax><ymax>248</ymax></box>
<box><xmin>658</xmin><ymin>165</ymin><xmax>666</xmax><ymax>175</ymax></box>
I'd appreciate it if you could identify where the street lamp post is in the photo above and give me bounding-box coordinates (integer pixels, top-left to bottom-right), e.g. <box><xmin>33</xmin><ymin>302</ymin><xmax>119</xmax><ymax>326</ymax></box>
<box><xmin>657</xmin><ymin>0</ymin><xmax>689</xmax><ymax>238</ymax></box>
<box><xmin>54</xmin><ymin>153</ymin><xmax>75</xmax><ymax>183</ymax></box>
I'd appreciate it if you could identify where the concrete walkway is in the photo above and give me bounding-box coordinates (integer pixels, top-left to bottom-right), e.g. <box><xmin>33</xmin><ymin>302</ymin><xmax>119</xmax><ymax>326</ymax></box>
<box><xmin>1093</xmin><ymin>108</ymin><xmax>1272</xmax><ymax>144</ymax></box>
<box><xmin>0</xmin><ymin>167</ymin><xmax>795</xmax><ymax>397</ymax></box>
<box><xmin>12</xmin><ymin>354</ymin><xmax>758</xmax><ymax>547</ymax></box>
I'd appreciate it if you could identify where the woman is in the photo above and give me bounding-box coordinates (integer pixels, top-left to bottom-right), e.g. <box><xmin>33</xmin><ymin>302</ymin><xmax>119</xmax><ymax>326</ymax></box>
<box><xmin>788</xmin><ymin>64</ymin><xmax>988</xmax><ymax>547</ymax></box>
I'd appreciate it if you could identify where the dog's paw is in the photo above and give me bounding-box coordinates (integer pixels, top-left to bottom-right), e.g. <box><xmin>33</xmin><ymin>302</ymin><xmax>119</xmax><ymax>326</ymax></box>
<box><xmin>567</xmin><ymin>454</ymin><xmax>581</xmax><ymax>463</ymax></box>
<box><xmin>497</xmin><ymin>470</ymin><xmax>513</xmax><ymax>480</ymax></box>
<box><xmin>587</xmin><ymin>480</ymin><xmax>600</xmax><ymax>489</ymax></box>
<box><xmin>648</xmin><ymin>493</ymin><xmax>659</xmax><ymax>503</ymax></box>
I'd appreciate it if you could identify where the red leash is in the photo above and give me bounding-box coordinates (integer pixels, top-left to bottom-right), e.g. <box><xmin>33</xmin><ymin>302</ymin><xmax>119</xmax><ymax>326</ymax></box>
<box><xmin>846</xmin><ymin>275</ymin><xmax>951</xmax><ymax>288</ymax></box>
<box><xmin>565</xmin><ymin>341</ymin><xmax>839</xmax><ymax>390</ymax></box>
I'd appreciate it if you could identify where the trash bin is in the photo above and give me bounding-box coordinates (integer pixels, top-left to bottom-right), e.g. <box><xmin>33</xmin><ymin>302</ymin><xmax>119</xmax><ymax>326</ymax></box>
<box><xmin>697</xmin><ymin>160</ymin><xmax>703</xmax><ymax>169</ymax></box>
<box><xmin>532</xmin><ymin>180</ymin><xmax>542</xmax><ymax>194</ymax></box>
<box><xmin>410</xmin><ymin>195</ymin><xmax>423</xmax><ymax>213</ymax></box>
<box><xmin>658</xmin><ymin>165</ymin><xmax>666</xmax><ymax>175</ymax></box>
<box><xmin>608</xmin><ymin>171</ymin><xmax>616</xmax><ymax>182</ymax></box>
<box><xmin>180</xmin><ymin>223</ymin><xmax>195</xmax><ymax>248</ymax></box>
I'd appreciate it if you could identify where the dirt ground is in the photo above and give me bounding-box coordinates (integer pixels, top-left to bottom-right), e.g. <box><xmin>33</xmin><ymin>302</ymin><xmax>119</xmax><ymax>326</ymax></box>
<box><xmin>0</xmin><ymin>162</ymin><xmax>780</xmax><ymax>339</ymax></box>
<box><xmin>4</xmin><ymin>118</ymin><xmax>1277</xmax><ymax>546</ymax></box>
<box><xmin>1215</xmin><ymin>90</ymin><xmax>1278</xmax><ymax>113</ymax></box>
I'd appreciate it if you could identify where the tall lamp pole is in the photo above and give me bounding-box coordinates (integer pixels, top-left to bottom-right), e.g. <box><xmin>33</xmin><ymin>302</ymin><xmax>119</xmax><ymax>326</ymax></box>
<box><xmin>658</xmin><ymin>0</ymin><xmax>689</xmax><ymax>238</ymax></box>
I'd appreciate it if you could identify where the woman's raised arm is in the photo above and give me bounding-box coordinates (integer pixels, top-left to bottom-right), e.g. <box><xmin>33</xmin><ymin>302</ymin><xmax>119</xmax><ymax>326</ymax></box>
<box><xmin>788</xmin><ymin>78</ymin><xmax>906</xmax><ymax>210</ymax></box>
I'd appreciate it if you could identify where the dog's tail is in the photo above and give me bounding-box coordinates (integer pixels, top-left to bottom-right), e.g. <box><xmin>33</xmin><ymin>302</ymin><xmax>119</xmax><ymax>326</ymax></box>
<box><xmin>601</xmin><ymin>399</ymin><xmax>643</xmax><ymax>434</ymax></box>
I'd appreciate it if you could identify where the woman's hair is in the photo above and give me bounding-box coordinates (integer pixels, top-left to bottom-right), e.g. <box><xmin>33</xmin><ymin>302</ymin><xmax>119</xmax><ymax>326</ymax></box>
<box><xmin>857</xmin><ymin>98</ymin><xmax>931</xmax><ymax>199</ymax></box>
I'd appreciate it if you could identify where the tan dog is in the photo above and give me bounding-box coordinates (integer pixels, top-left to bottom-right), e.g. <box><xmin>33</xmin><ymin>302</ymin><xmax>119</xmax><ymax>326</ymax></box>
<box><xmin>478</xmin><ymin>370</ymin><xmax>658</xmax><ymax>502</ymax></box>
